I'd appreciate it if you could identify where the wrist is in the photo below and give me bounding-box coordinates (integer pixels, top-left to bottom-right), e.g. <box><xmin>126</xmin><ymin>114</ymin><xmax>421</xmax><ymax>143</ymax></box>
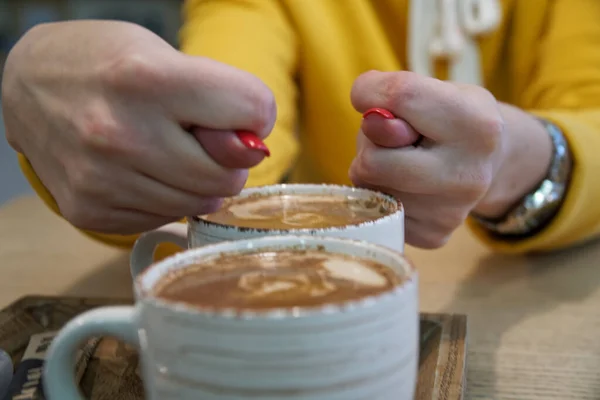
<box><xmin>472</xmin><ymin>117</ymin><xmax>572</xmax><ymax>237</ymax></box>
<box><xmin>473</xmin><ymin>105</ymin><xmax>554</xmax><ymax>219</ymax></box>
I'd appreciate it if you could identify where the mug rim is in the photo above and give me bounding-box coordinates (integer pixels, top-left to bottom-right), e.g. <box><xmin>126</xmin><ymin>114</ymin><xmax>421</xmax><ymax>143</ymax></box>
<box><xmin>134</xmin><ymin>235</ymin><xmax>416</xmax><ymax>320</ymax></box>
<box><xmin>188</xmin><ymin>184</ymin><xmax>403</xmax><ymax>234</ymax></box>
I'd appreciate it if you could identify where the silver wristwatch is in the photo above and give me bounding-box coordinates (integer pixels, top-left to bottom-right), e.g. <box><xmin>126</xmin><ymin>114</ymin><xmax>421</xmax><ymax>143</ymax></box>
<box><xmin>473</xmin><ymin>119</ymin><xmax>572</xmax><ymax>237</ymax></box>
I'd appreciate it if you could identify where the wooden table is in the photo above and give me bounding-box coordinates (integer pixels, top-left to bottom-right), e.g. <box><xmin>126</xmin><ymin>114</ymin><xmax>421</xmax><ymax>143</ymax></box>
<box><xmin>2</xmin><ymin>196</ymin><xmax>600</xmax><ymax>399</ymax></box>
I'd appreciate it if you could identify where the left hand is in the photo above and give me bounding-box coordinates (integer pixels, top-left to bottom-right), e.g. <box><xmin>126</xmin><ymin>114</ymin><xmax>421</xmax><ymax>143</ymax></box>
<box><xmin>349</xmin><ymin>70</ymin><xmax>507</xmax><ymax>248</ymax></box>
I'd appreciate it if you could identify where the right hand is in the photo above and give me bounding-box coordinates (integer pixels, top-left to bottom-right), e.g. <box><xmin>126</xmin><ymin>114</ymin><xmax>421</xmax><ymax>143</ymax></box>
<box><xmin>2</xmin><ymin>21</ymin><xmax>276</xmax><ymax>234</ymax></box>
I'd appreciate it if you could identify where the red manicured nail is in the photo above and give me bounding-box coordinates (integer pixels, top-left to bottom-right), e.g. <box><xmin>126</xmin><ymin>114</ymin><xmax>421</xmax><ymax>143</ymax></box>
<box><xmin>362</xmin><ymin>108</ymin><xmax>395</xmax><ymax>119</ymax></box>
<box><xmin>235</xmin><ymin>131</ymin><xmax>270</xmax><ymax>157</ymax></box>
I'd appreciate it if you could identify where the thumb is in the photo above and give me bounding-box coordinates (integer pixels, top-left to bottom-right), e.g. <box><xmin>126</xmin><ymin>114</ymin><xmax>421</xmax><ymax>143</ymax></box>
<box><xmin>361</xmin><ymin>108</ymin><xmax>422</xmax><ymax>148</ymax></box>
<box><xmin>191</xmin><ymin>127</ymin><xmax>269</xmax><ymax>169</ymax></box>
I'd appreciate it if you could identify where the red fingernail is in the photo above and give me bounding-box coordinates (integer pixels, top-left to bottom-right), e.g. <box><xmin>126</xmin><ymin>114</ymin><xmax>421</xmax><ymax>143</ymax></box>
<box><xmin>235</xmin><ymin>131</ymin><xmax>270</xmax><ymax>157</ymax></box>
<box><xmin>362</xmin><ymin>108</ymin><xmax>395</xmax><ymax>119</ymax></box>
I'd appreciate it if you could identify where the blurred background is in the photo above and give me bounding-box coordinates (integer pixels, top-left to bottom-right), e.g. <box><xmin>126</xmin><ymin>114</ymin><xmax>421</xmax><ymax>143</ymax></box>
<box><xmin>0</xmin><ymin>0</ymin><xmax>183</xmax><ymax>205</ymax></box>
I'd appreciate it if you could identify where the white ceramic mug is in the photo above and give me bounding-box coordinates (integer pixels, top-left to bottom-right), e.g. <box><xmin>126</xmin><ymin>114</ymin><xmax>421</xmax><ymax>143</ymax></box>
<box><xmin>44</xmin><ymin>235</ymin><xmax>419</xmax><ymax>400</ymax></box>
<box><xmin>130</xmin><ymin>184</ymin><xmax>404</xmax><ymax>277</ymax></box>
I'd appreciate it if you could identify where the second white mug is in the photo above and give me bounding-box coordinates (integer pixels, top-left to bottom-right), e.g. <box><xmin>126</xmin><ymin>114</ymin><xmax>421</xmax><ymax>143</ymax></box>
<box><xmin>130</xmin><ymin>184</ymin><xmax>404</xmax><ymax>277</ymax></box>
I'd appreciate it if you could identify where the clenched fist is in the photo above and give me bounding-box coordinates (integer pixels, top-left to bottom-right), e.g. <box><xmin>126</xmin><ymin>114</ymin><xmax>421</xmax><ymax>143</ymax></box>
<box><xmin>350</xmin><ymin>70</ymin><xmax>509</xmax><ymax>248</ymax></box>
<box><xmin>3</xmin><ymin>21</ymin><xmax>275</xmax><ymax>234</ymax></box>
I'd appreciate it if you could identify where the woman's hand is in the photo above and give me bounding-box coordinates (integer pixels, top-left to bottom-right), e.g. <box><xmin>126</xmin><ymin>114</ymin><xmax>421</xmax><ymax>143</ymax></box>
<box><xmin>350</xmin><ymin>70</ymin><xmax>553</xmax><ymax>248</ymax></box>
<box><xmin>3</xmin><ymin>21</ymin><xmax>275</xmax><ymax>234</ymax></box>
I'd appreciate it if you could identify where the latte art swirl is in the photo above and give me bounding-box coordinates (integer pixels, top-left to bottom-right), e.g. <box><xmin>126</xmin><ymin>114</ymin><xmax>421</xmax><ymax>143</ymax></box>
<box><xmin>155</xmin><ymin>249</ymin><xmax>403</xmax><ymax>310</ymax></box>
<box><xmin>280</xmin><ymin>212</ymin><xmax>327</xmax><ymax>227</ymax></box>
<box><xmin>238</xmin><ymin>270</ymin><xmax>336</xmax><ymax>298</ymax></box>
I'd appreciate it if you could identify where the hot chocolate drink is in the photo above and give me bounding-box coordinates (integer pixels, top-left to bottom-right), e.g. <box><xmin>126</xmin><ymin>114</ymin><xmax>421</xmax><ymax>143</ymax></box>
<box><xmin>199</xmin><ymin>193</ymin><xmax>396</xmax><ymax>230</ymax></box>
<box><xmin>154</xmin><ymin>248</ymin><xmax>403</xmax><ymax>310</ymax></box>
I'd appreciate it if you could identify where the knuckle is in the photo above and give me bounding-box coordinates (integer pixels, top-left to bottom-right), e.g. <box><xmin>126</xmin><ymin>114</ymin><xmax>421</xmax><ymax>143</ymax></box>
<box><xmin>352</xmin><ymin>70</ymin><xmax>378</xmax><ymax>95</ymax></box>
<box><xmin>477</xmin><ymin>114</ymin><xmax>505</xmax><ymax>152</ymax></box>
<box><xmin>77</xmin><ymin>104</ymin><xmax>131</xmax><ymax>154</ymax></box>
<box><xmin>454</xmin><ymin>166</ymin><xmax>492</xmax><ymax>200</ymax></box>
<box><xmin>246</xmin><ymin>84</ymin><xmax>277</xmax><ymax>133</ymax></box>
<box><xmin>225</xmin><ymin>171</ymin><xmax>249</xmax><ymax>196</ymax></box>
<box><xmin>351</xmin><ymin>70</ymin><xmax>376</xmax><ymax>108</ymax></box>
<box><xmin>352</xmin><ymin>152</ymin><xmax>374</xmax><ymax>183</ymax></box>
<box><xmin>469</xmin><ymin>88</ymin><xmax>504</xmax><ymax>152</ymax></box>
<box><xmin>349</xmin><ymin>158</ymin><xmax>382</xmax><ymax>189</ymax></box>
<box><xmin>355</xmin><ymin>151</ymin><xmax>379</xmax><ymax>183</ymax></box>
<box><xmin>348</xmin><ymin>164</ymin><xmax>362</xmax><ymax>186</ymax></box>
<box><xmin>66</xmin><ymin>162</ymin><xmax>100</xmax><ymax>197</ymax></box>
<box><xmin>381</xmin><ymin>73</ymin><xmax>418</xmax><ymax>110</ymax></box>
<box><xmin>102</xmin><ymin>52</ymin><xmax>166</xmax><ymax>93</ymax></box>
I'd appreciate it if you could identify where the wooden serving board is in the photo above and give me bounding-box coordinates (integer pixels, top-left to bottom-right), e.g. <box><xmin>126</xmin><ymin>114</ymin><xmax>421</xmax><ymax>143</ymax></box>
<box><xmin>0</xmin><ymin>296</ymin><xmax>467</xmax><ymax>399</ymax></box>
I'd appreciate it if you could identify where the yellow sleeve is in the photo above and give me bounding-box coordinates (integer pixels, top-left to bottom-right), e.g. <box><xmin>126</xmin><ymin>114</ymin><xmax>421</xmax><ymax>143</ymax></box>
<box><xmin>468</xmin><ymin>0</ymin><xmax>600</xmax><ymax>253</ymax></box>
<box><xmin>180</xmin><ymin>0</ymin><xmax>300</xmax><ymax>187</ymax></box>
<box><xmin>17</xmin><ymin>153</ymin><xmax>142</xmax><ymax>248</ymax></box>
<box><xmin>16</xmin><ymin>0</ymin><xmax>299</xmax><ymax>251</ymax></box>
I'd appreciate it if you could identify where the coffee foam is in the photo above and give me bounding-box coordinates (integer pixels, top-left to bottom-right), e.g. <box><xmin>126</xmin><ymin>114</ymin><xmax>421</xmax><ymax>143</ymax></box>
<box><xmin>321</xmin><ymin>258</ymin><xmax>389</xmax><ymax>287</ymax></box>
<box><xmin>154</xmin><ymin>249</ymin><xmax>401</xmax><ymax>310</ymax></box>
<box><xmin>200</xmin><ymin>193</ymin><xmax>393</xmax><ymax>230</ymax></box>
<box><xmin>237</xmin><ymin>254</ymin><xmax>389</xmax><ymax>299</ymax></box>
<box><xmin>227</xmin><ymin>195</ymin><xmax>356</xmax><ymax>226</ymax></box>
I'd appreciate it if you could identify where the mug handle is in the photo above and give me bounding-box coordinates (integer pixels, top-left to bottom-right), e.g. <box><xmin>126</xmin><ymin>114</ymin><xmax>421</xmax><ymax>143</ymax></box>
<box><xmin>130</xmin><ymin>222</ymin><xmax>188</xmax><ymax>278</ymax></box>
<box><xmin>43</xmin><ymin>306</ymin><xmax>138</xmax><ymax>400</ymax></box>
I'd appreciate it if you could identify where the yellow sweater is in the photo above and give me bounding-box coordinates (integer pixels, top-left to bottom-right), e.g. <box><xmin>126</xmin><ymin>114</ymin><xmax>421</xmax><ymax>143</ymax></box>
<box><xmin>17</xmin><ymin>0</ymin><xmax>600</xmax><ymax>254</ymax></box>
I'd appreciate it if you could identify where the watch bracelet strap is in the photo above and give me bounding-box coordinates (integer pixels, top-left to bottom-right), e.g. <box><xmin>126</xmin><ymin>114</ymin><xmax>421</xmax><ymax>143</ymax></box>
<box><xmin>472</xmin><ymin>119</ymin><xmax>572</xmax><ymax>238</ymax></box>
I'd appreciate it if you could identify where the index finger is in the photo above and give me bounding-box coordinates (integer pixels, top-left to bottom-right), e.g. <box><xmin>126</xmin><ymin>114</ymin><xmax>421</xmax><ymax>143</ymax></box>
<box><xmin>173</xmin><ymin>55</ymin><xmax>277</xmax><ymax>138</ymax></box>
<box><xmin>123</xmin><ymin>52</ymin><xmax>277</xmax><ymax>139</ymax></box>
